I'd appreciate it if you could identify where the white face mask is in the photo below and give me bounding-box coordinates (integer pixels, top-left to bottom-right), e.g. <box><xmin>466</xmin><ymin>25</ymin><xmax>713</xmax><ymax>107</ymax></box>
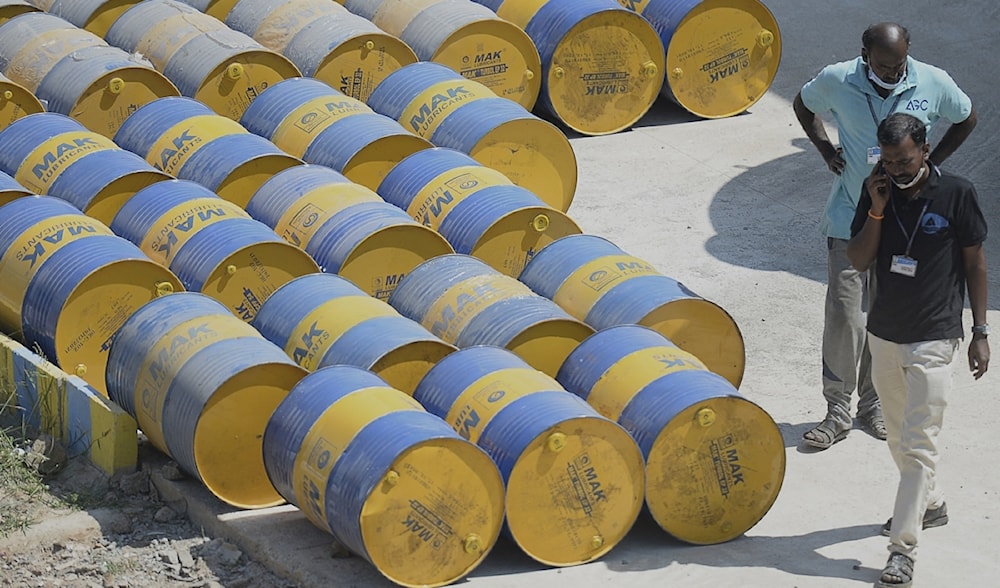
<box><xmin>868</xmin><ymin>65</ymin><xmax>907</xmax><ymax>90</ymax></box>
<box><xmin>891</xmin><ymin>163</ymin><xmax>926</xmax><ymax>190</ymax></box>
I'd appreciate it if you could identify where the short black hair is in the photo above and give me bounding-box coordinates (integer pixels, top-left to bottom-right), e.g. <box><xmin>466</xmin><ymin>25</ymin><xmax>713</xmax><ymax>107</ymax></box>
<box><xmin>877</xmin><ymin>112</ymin><xmax>927</xmax><ymax>146</ymax></box>
<box><xmin>862</xmin><ymin>23</ymin><xmax>911</xmax><ymax>50</ymax></box>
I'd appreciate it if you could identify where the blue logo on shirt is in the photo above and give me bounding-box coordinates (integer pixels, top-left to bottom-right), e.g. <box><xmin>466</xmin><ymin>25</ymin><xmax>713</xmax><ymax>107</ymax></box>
<box><xmin>920</xmin><ymin>213</ymin><xmax>949</xmax><ymax>234</ymax></box>
<box><xmin>905</xmin><ymin>99</ymin><xmax>929</xmax><ymax>111</ymax></box>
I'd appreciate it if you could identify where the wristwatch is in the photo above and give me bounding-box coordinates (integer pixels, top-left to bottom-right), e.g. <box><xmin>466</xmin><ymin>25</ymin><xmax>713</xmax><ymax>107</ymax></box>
<box><xmin>972</xmin><ymin>324</ymin><xmax>990</xmax><ymax>336</ymax></box>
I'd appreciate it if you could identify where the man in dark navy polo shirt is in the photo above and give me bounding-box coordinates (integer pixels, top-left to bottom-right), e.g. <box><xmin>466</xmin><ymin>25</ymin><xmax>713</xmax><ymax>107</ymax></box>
<box><xmin>847</xmin><ymin>112</ymin><xmax>989</xmax><ymax>588</ymax></box>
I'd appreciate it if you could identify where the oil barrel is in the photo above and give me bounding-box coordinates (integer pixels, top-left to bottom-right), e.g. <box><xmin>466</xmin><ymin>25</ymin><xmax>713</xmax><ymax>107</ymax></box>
<box><xmin>519</xmin><ymin>233</ymin><xmax>746</xmax><ymax>387</ymax></box>
<box><xmin>240</xmin><ymin>77</ymin><xmax>431</xmax><ymax>191</ymax></box>
<box><xmin>557</xmin><ymin>325</ymin><xmax>785</xmax><ymax>543</ymax></box>
<box><xmin>617</xmin><ymin>0</ymin><xmax>781</xmax><ymax>118</ymax></box>
<box><xmin>252</xmin><ymin>273</ymin><xmax>456</xmax><ymax>394</ymax></box>
<box><xmin>263</xmin><ymin>364</ymin><xmax>505</xmax><ymax>587</ymax></box>
<box><xmin>0</xmin><ymin>12</ymin><xmax>179</xmax><ymax>136</ymax></box>
<box><xmin>114</xmin><ymin>96</ymin><xmax>301</xmax><ymax>206</ymax></box>
<box><xmin>110</xmin><ymin>179</ymin><xmax>320</xmax><ymax>322</ymax></box>
<box><xmin>247</xmin><ymin>164</ymin><xmax>453</xmax><ymax>300</ymax></box>
<box><xmin>0</xmin><ymin>71</ymin><xmax>44</xmax><ymax>130</ymax></box>
<box><xmin>414</xmin><ymin>345</ymin><xmax>645</xmax><ymax>565</ymax></box>
<box><xmin>0</xmin><ymin>195</ymin><xmax>182</xmax><ymax>395</ymax></box>
<box><xmin>345</xmin><ymin>0</ymin><xmax>541</xmax><ymax>110</ymax></box>
<box><xmin>0</xmin><ymin>169</ymin><xmax>28</xmax><ymax>207</ymax></box>
<box><xmin>388</xmin><ymin>254</ymin><xmax>594</xmax><ymax>377</ymax></box>
<box><xmin>366</xmin><ymin>61</ymin><xmax>576</xmax><ymax>211</ymax></box>
<box><xmin>106</xmin><ymin>0</ymin><xmax>301</xmax><ymax>120</ymax></box>
<box><xmin>106</xmin><ymin>292</ymin><xmax>307</xmax><ymax>507</ymax></box>
<box><xmin>474</xmin><ymin>0</ymin><xmax>664</xmax><ymax>135</ymax></box>
<box><xmin>378</xmin><ymin>147</ymin><xmax>580</xmax><ymax>276</ymax></box>
<box><xmin>0</xmin><ymin>112</ymin><xmax>170</xmax><ymax>224</ymax></box>
<box><xmin>224</xmin><ymin>0</ymin><xmax>418</xmax><ymax>103</ymax></box>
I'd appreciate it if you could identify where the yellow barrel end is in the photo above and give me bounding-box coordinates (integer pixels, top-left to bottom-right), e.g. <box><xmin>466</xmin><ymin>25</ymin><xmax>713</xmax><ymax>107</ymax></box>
<box><xmin>58</xmin><ymin>259</ymin><xmax>184</xmax><ymax>397</ymax></box>
<box><xmin>339</xmin><ymin>223</ymin><xmax>455</xmax><ymax>301</ymax></box>
<box><xmin>201</xmin><ymin>242</ymin><xmax>321</xmax><ymax>322</ymax></box>
<box><xmin>361</xmin><ymin>437</ymin><xmax>506</xmax><ymax>587</ymax></box>
<box><xmin>661</xmin><ymin>0</ymin><xmax>782</xmax><ymax>118</ymax></box>
<box><xmin>467</xmin><ymin>116</ymin><xmax>577</xmax><ymax>213</ymax></box>
<box><xmin>75</xmin><ymin>0</ymin><xmax>142</xmax><ymax>37</ymax></box>
<box><xmin>200</xmin><ymin>0</ymin><xmax>240</xmax><ymax>20</ymax></box>
<box><xmin>545</xmin><ymin>10</ymin><xmax>664</xmax><ymax>135</ymax></box>
<box><xmin>316</xmin><ymin>33</ymin><xmax>419</xmax><ymax>103</ymax></box>
<box><xmin>0</xmin><ymin>2</ymin><xmax>39</xmax><ymax>25</ymax></box>
<box><xmin>639</xmin><ymin>298</ymin><xmax>746</xmax><ymax>387</ymax></box>
<box><xmin>431</xmin><ymin>19</ymin><xmax>542</xmax><ymax>111</ymax></box>
<box><xmin>0</xmin><ymin>76</ymin><xmax>44</xmax><ymax>130</ymax></box>
<box><xmin>340</xmin><ymin>134</ymin><xmax>433</xmax><ymax>192</ymax></box>
<box><xmin>470</xmin><ymin>206</ymin><xmax>581</xmax><ymax>278</ymax></box>
<box><xmin>645</xmin><ymin>395</ymin><xmax>786</xmax><ymax>544</ymax></box>
<box><xmin>505</xmin><ymin>318</ymin><xmax>594</xmax><ymax>378</ymax></box>
<box><xmin>195</xmin><ymin>361</ymin><xmax>307</xmax><ymax>508</ymax></box>
<box><xmin>83</xmin><ymin>169</ymin><xmax>173</xmax><ymax>226</ymax></box>
<box><xmin>214</xmin><ymin>152</ymin><xmax>303</xmax><ymax>208</ymax></box>
<box><xmin>369</xmin><ymin>339</ymin><xmax>457</xmax><ymax>397</ymax></box>
<box><xmin>72</xmin><ymin>68</ymin><xmax>181</xmax><ymax>139</ymax></box>
<box><xmin>193</xmin><ymin>52</ymin><xmax>301</xmax><ymax>121</ymax></box>
<box><xmin>506</xmin><ymin>416</ymin><xmax>645</xmax><ymax>566</ymax></box>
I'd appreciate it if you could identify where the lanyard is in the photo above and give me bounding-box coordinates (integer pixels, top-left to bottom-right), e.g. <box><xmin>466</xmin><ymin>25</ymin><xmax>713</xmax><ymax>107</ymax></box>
<box><xmin>866</xmin><ymin>93</ymin><xmax>905</xmax><ymax>127</ymax></box>
<box><xmin>889</xmin><ymin>196</ymin><xmax>929</xmax><ymax>257</ymax></box>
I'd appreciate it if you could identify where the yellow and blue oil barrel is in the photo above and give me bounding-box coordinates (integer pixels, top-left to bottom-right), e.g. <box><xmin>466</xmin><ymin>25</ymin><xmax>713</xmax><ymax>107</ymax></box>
<box><xmin>474</xmin><ymin>0</ymin><xmax>665</xmax><ymax>135</ymax></box>
<box><xmin>0</xmin><ymin>195</ymin><xmax>183</xmax><ymax>395</ymax></box>
<box><xmin>35</xmin><ymin>0</ymin><xmax>143</xmax><ymax>37</ymax></box>
<box><xmin>110</xmin><ymin>179</ymin><xmax>320</xmax><ymax>322</ymax></box>
<box><xmin>557</xmin><ymin>325</ymin><xmax>785</xmax><ymax>544</ymax></box>
<box><xmin>344</xmin><ymin>0</ymin><xmax>541</xmax><ymax>110</ymax></box>
<box><xmin>0</xmin><ymin>72</ymin><xmax>44</xmax><ymax>130</ymax></box>
<box><xmin>105</xmin><ymin>0</ymin><xmax>301</xmax><ymax>120</ymax></box>
<box><xmin>240</xmin><ymin>77</ymin><xmax>431</xmax><ymax>191</ymax></box>
<box><xmin>0</xmin><ymin>169</ymin><xmax>28</xmax><ymax>207</ymax></box>
<box><xmin>113</xmin><ymin>96</ymin><xmax>301</xmax><ymax>206</ymax></box>
<box><xmin>263</xmin><ymin>364</ymin><xmax>505</xmax><ymax>587</ymax></box>
<box><xmin>366</xmin><ymin>61</ymin><xmax>576</xmax><ymax>211</ymax></box>
<box><xmin>106</xmin><ymin>292</ymin><xmax>307</xmax><ymax>508</ymax></box>
<box><xmin>224</xmin><ymin>0</ymin><xmax>418</xmax><ymax>103</ymax></box>
<box><xmin>519</xmin><ymin>234</ymin><xmax>746</xmax><ymax>387</ymax></box>
<box><xmin>414</xmin><ymin>345</ymin><xmax>644</xmax><ymax>566</ymax></box>
<box><xmin>247</xmin><ymin>164</ymin><xmax>453</xmax><ymax>300</ymax></box>
<box><xmin>253</xmin><ymin>273</ymin><xmax>456</xmax><ymax>395</ymax></box>
<box><xmin>0</xmin><ymin>112</ymin><xmax>170</xmax><ymax>224</ymax></box>
<box><xmin>388</xmin><ymin>254</ymin><xmax>594</xmax><ymax>376</ymax></box>
<box><xmin>0</xmin><ymin>12</ymin><xmax>180</xmax><ymax>137</ymax></box>
<box><xmin>0</xmin><ymin>0</ymin><xmax>38</xmax><ymax>23</ymax></box>
<box><xmin>616</xmin><ymin>0</ymin><xmax>781</xmax><ymax>118</ymax></box>
<box><xmin>378</xmin><ymin>147</ymin><xmax>580</xmax><ymax>276</ymax></box>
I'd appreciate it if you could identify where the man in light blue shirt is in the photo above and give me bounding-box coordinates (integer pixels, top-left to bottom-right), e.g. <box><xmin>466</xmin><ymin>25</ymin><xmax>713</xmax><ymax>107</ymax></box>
<box><xmin>793</xmin><ymin>22</ymin><xmax>976</xmax><ymax>451</ymax></box>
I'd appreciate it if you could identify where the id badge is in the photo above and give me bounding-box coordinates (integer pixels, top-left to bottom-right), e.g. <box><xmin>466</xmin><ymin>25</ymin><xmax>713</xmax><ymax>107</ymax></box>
<box><xmin>890</xmin><ymin>255</ymin><xmax>917</xmax><ymax>277</ymax></box>
<box><xmin>867</xmin><ymin>146</ymin><xmax>881</xmax><ymax>165</ymax></box>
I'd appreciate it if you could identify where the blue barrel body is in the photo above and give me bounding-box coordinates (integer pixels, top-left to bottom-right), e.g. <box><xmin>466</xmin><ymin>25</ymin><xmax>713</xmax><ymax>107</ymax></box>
<box><xmin>104</xmin><ymin>0</ymin><xmax>201</xmax><ymax>52</ymax></box>
<box><xmin>284</xmin><ymin>14</ymin><xmax>374</xmax><ymax>77</ymax></box>
<box><xmin>342</xmin><ymin>0</ymin><xmax>379</xmax><ymax>20</ymax></box>
<box><xmin>0</xmin><ymin>197</ymin><xmax>86</xmax><ymax>254</ymax></box>
<box><xmin>428</xmin><ymin>97</ymin><xmax>533</xmax><ymax>151</ymax></box>
<box><xmin>0</xmin><ymin>170</ymin><xmax>25</xmax><ymax>194</ymax></box>
<box><xmin>556</xmin><ymin>325</ymin><xmax>736</xmax><ymax>456</ymax></box>
<box><xmin>48</xmin><ymin>149</ymin><xmax>164</xmax><ymax>212</ymax></box>
<box><xmin>113</xmin><ymin>97</ymin><xmax>215</xmax><ymax>158</ymax></box>
<box><xmin>35</xmin><ymin>46</ymin><xmax>139</xmax><ymax>116</ymax></box>
<box><xmin>178</xmin><ymin>133</ymin><xmax>292</xmax><ymax>193</ymax></box>
<box><xmin>222</xmin><ymin>0</ymin><xmax>275</xmax><ymax>36</ymax></box>
<box><xmin>437</xmin><ymin>185</ymin><xmax>548</xmax><ymax>254</ymax></box>
<box><xmin>252</xmin><ymin>272</ymin><xmax>369</xmax><ymax>348</ymax></box>
<box><xmin>239</xmin><ymin>77</ymin><xmax>352</xmax><ymax>139</ymax></box>
<box><xmin>302</xmin><ymin>113</ymin><xmax>413</xmax><ymax>171</ymax></box>
<box><xmin>399</xmin><ymin>1</ymin><xmax>499</xmax><ymax>61</ymax></box>
<box><xmin>304</xmin><ymin>201</ymin><xmax>418</xmax><ymax>273</ymax></box>
<box><xmin>376</xmin><ymin>147</ymin><xmax>481</xmax><ymax>210</ymax></box>
<box><xmin>366</xmin><ymin>61</ymin><xmax>456</xmax><ymax>121</ymax></box>
<box><xmin>246</xmin><ymin>164</ymin><xmax>352</xmax><ymax>230</ymax></box>
<box><xmin>110</xmin><ymin>179</ymin><xmax>225</xmax><ymax>246</ymax></box>
<box><xmin>0</xmin><ymin>113</ymin><xmax>85</xmax><ymax>176</ymax></box>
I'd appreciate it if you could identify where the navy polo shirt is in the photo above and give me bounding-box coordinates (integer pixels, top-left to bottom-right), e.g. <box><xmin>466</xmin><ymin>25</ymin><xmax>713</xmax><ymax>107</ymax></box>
<box><xmin>851</xmin><ymin>166</ymin><xmax>987</xmax><ymax>343</ymax></box>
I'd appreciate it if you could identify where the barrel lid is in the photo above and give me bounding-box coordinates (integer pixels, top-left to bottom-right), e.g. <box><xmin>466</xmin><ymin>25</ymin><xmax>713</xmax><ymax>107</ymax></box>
<box><xmin>545</xmin><ymin>10</ymin><xmax>664</xmax><ymax>135</ymax></box>
<box><xmin>57</xmin><ymin>259</ymin><xmax>183</xmax><ymax>396</ymax></box>
<box><xmin>316</xmin><ymin>32</ymin><xmax>419</xmax><ymax>103</ymax></box>
<box><xmin>663</xmin><ymin>0</ymin><xmax>781</xmax><ymax>118</ymax></box>
<box><xmin>506</xmin><ymin>416</ymin><xmax>644</xmax><ymax>566</ymax></box>
<box><xmin>339</xmin><ymin>223</ymin><xmax>454</xmax><ymax>301</ymax></box>
<box><xmin>370</xmin><ymin>339</ymin><xmax>457</xmax><ymax>396</ymax></box>
<box><xmin>341</xmin><ymin>134</ymin><xmax>433</xmax><ymax>191</ymax></box>
<box><xmin>640</xmin><ymin>297</ymin><xmax>746</xmax><ymax>388</ymax></box>
<box><xmin>0</xmin><ymin>78</ymin><xmax>44</xmax><ymax>129</ymax></box>
<box><xmin>74</xmin><ymin>0</ymin><xmax>140</xmax><ymax>37</ymax></box>
<box><xmin>505</xmin><ymin>317</ymin><xmax>594</xmax><ymax>377</ymax></box>
<box><xmin>431</xmin><ymin>19</ymin><xmax>542</xmax><ymax>112</ymax></box>
<box><xmin>645</xmin><ymin>395</ymin><xmax>786</xmax><ymax>544</ymax></box>
<box><xmin>192</xmin><ymin>51</ymin><xmax>302</xmax><ymax>121</ymax></box>
<box><xmin>469</xmin><ymin>206</ymin><xmax>581</xmax><ymax>278</ymax></box>
<box><xmin>212</xmin><ymin>152</ymin><xmax>303</xmax><ymax>208</ymax></box>
<box><xmin>72</xmin><ymin>68</ymin><xmax>181</xmax><ymax>139</ymax></box>
<box><xmin>360</xmin><ymin>438</ymin><xmax>505</xmax><ymax>587</ymax></box>
<box><xmin>82</xmin><ymin>170</ymin><xmax>173</xmax><ymax>226</ymax></box>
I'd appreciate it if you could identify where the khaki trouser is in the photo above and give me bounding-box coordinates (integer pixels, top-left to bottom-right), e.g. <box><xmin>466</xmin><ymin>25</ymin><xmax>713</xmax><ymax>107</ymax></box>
<box><xmin>868</xmin><ymin>334</ymin><xmax>958</xmax><ymax>561</ymax></box>
<box><xmin>823</xmin><ymin>238</ymin><xmax>881</xmax><ymax>427</ymax></box>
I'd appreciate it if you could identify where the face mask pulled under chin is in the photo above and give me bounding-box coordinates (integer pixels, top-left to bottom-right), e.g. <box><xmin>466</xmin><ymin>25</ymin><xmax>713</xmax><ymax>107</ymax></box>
<box><xmin>868</xmin><ymin>65</ymin><xmax>907</xmax><ymax>90</ymax></box>
<box><xmin>891</xmin><ymin>164</ymin><xmax>926</xmax><ymax>190</ymax></box>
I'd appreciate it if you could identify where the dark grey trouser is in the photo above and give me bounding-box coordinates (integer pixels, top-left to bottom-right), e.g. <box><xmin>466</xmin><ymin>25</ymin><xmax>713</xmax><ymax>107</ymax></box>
<box><xmin>822</xmin><ymin>238</ymin><xmax>881</xmax><ymax>428</ymax></box>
